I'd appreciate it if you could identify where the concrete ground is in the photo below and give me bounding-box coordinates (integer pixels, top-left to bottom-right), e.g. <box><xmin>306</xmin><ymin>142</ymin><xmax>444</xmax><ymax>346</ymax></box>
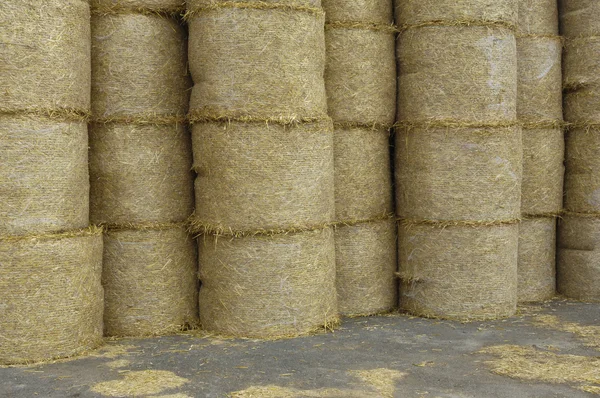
<box><xmin>1</xmin><ymin>299</ymin><xmax>599</xmax><ymax>398</ymax></box>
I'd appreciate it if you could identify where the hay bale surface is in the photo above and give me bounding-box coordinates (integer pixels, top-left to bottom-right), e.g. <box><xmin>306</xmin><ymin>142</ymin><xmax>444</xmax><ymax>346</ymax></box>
<box><xmin>396</xmin><ymin>126</ymin><xmax>522</xmax><ymax>222</ymax></box>
<box><xmin>190</xmin><ymin>121</ymin><xmax>334</xmax><ymax>234</ymax></box>
<box><xmin>518</xmin><ymin>218</ymin><xmax>557</xmax><ymax>302</ymax></box>
<box><xmin>91</xmin><ymin>13</ymin><xmax>190</xmax><ymax>122</ymax></box>
<box><xmin>395</xmin><ymin>0</ymin><xmax>517</xmax><ymax>27</ymax></box>
<box><xmin>102</xmin><ymin>227</ymin><xmax>199</xmax><ymax>337</ymax></box>
<box><xmin>198</xmin><ymin>228</ymin><xmax>338</xmax><ymax>338</ymax></box>
<box><xmin>187</xmin><ymin>2</ymin><xmax>327</xmax><ymax>121</ymax></box>
<box><xmin>89</xmin><ymin>123</ymin><xmax>194</xmax><ymax>225</ymax></box>
<box><xmin>324</xmin><ymin>28</ymin><xmax>396</xmax><ymax>127</ymax></box>
<box><xmin>0</xmin><ymin>229</ymin><xmax>103</xmax><ymax>365</ymax></box>
<box><xmin>558</xmin><ymin>215</ymin><xmax>600</xmax><ymax>301</ymax></box>
<box><xmin>559</xmin><ymin>0</ymin><xmax>600</xmax><ymax>38</ymax></box>
<box><xmin>0</xmin><ymin>0</ymin><xmax>90</xmax><ymax>115</ymax></box>
<box><xmin>518</xmin><ymin>0</ymin><xmax>559</xmax><ymax>35</ymax></box>
<box><xmin>564</xmin><ymin>127</ymin><xmax>600</xmax><ymax>213</ymax></box>
<box><xmin>91</xmin><ymin>0</ymin><xmax>185</xmax><ymax>13</ymax></box>
<box><xmin>323</xmin><ymin>0</ymin><xmax>391</xmax><ymax>23</ymax></box>
<box><xmin>0</xmin><ymin>115</ymin><xmax>89</xmax><ymax>236</ymax></box>
<box><xmin>335</xmin><ymin>219</ymin><xmax>396</xmax><ymax>316</ymax></box>
<box><xmin>399</xmin><ymin>223</ymin><xmax>518</xmax><ymax>320</ymax></box>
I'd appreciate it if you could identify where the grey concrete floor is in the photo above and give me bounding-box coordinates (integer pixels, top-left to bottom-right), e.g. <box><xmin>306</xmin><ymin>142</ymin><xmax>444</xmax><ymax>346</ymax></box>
<box><xmin>1</xmin><ymin>299</ymin><xmax>599</xmax><ymax>398</ymax></box>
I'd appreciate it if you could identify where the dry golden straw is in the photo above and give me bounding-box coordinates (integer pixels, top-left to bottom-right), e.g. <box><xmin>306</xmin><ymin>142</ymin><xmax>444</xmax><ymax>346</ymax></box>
<box><xmin>91</xmin><ymin>0</ymin><xmax>185</xmax><ymax>15</ymax></box>
<box><xmin>0</xmin><ymin>229</ymin><xmax>104</xmax><ymax>365</ymax></box>
<box><xmin>518</xmin><ymin>218</ymin><xmax>557</xmax><ymax>302</ymax></box>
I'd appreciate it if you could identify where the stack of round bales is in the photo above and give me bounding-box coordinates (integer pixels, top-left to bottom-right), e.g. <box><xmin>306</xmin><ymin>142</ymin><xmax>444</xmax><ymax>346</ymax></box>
<box><xmin>322</xmin><ymin>0</ymin><xmax>397</xmax><ymax>316</ymax></box>
<box><xmin>395</xmin><ymin>0</ymin><xmax>521</xmax><ymax>320</ymax></box>
<box><xmin>0</xmin><ymin>0</ymin><xmax>104</xmax><ymax>364</ymax></box>
<box><xmin>516</xmin><ymin>0</ymin><xmax>563</xmax><ymax>302</ymax></box>
<box><xmin>186</xmin><ymin>0</ymin><xmax>338</xmax><ymax>338</ymax></box>
<box><xmin>90</xmin><ymin>0</ymin><xmax>199</xmax><ymax>336</ymax></box>
<box><xmin>559</xmin><ymin>0</ymin><xmax>600</xmax><ymax>302</ymax></box>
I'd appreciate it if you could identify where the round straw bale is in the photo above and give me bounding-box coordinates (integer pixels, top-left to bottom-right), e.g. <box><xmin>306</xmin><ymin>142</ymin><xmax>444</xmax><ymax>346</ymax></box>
<box><xmin>518</xmin><ymin>0</ymin><xmax>558</xmax><ymax>35</ymax></box>
<box><xmin>334</xmin><ymin>127</ymin><xmax>392</xmax><ymax>221</ymax></box>
<box><xmin>563</xmin><ymin>37</ymin><xmax>600</xmax><ymax>90</ymax></box>
<box><xmin>91</xmin><ymin>13</ymin><xmax>190</xmax><ymax>121</ymax></box>
<box><xmin>564</xmin><ymin>126</ymin><xmax>600</xmax><ymax>213</ymax></box>
<box><xmin>398</xmin><ymin>223</ymin><xmax>518</xmax><ymax>320</ymax></box>
<box><xmin>190</xmin><ymin>121</ymin><xmax>334</xmax><ymax>235</ymax></box>
<box><xmin>102</xmin><ymin>226</ymin><xmax>199</xmax><ymax>337</ymax></box>
<box><xmin>518</xmin><ymin>218</ymin><xmax>557</xmax><ymax>302</ymax></box>
<box><xmin>324</xmin><ymin>28</ymin><xmax>396</xmax><ymax>127</ymax></box>
<box><xmin>89</xmin><ymin>123</ymin><xmax>194</xmax><ymax>225</ymax></box>
<box><xmin>0</xmin><ymin>0</ymin><xmax>91</xmax><ymax>114</ymax></box>
<box><xmin>395</xmin><ymin>0</ymin><xmax>518</xmax><ymax>28</ymax></box>
<box><xmin>522</xmin><ymin>128</ymin><xmax>564</xmax><ymax>215</ymax></box>
<box><xmin>91</xmin><ymin>0</ymin><xmax>185</xmax><ymax>14</ymax></box>
<box><xmin>198</xmin><ymin>228</ymin><xmax>338</xmax><ymax>338</ymax></box>
<box><xmin>395</xmin><ymin>126</ymin><xmax>522</xmax><ymax>222</ymax></box>
<box><xmin>517</xmin><ymin>37</ymin><xmax>563</xmax><ymax>122</ymax></box>
<box><xmin>558</xmin><ymin>214</ymin><xmax>600</xmax><ymax>301</ymax></box>
<box><xmin>187</xmin><ymin>4</ymin><xmax>327</xmax><ymax>121</ymax></box>
<box><xmin>335</xmin><ymin>219</ymin><xmax>397</xmax><ymax>316</ymax></box>
<box><xmin>0</xmin><ymin>228</ymin><xmax>103</xmax><ymax>365</ymax></box>
<box><xmin>397</xmin><ymin>26</ymin><xmax>517</xmax><ymax>124</ymax></box>
<box><xmin>186</xmin><ymin>0</ymin><xmax>322</xmax><ymax>10</ymax></box>
<box><xmin>0</xmin><ymin>115</ymin><xmax>89</xmax><ymax>236</ymax></box>
<box><xmin>559</xmin><ymin>0</ymin><xmax>600</xmax><ymax>38</ymax></box>
<box><xmin>323</xmin><ymin>0</ymin><xmax>392</xmax><ymax>24</ymax></box>
<box><xmin>564</xmin><ymin>86</ymin><xmax>600</xmax><ymax>124</ymax></box>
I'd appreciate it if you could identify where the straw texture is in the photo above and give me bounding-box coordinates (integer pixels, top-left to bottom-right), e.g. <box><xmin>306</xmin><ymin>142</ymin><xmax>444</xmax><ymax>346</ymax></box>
<box><xmin>0</xmin><ymin>115</ymin><xmax>89</xmax><ymax>236</ymax></box>
<box><xmin>395</xmin><ymin>1</ymin><xmax>519</xmax><ymax>320</ymax></box>
<box><xmin>398</xmin><ymin>223</ymin><xmax>518</xmax><ymax>321</ymax></box>
<box><xmin>335</xmin><ymin>219</ymin><xmax>396</xmax><ymax>316</ymax></box>
<box><xmin>519</xmin><ymin>0</ymin><xmax>559</xmax><ymax>35</ymax></box>
<box><xmin>558</xmin><ymin>214</ymin><xmax>600</xmax><ymax>301</ymax></box>
<box><xmin>0</xmin><ymin>230</ymin><xmax>104</xmax><ymax>365</ymax></box>
<box><xmin>190</xmin><ymin>120</ymin><xmax>334</xmax><ymax>235</ymax></box>
<box><xmin>518</xmin><ymin>218</ymin><xmax>557</xmax><ymax>302</ymax></box>
<box><xmin>102</xmin><ymin>227</ymin><xmax>199</xmax><ymax>337</ymax></box>
<box><xmin>187</xmin><ymin>2</ymin><xmax>327</xmax><ymax>121</ymax></box>
<box><xmin>323</xmin><ymin>0</ymin><xmax>391</xmax><ymax>23</ymax></box>
<box><xmin>92</xmin><ymin>0</ymin><xmax>185</xmax><ymax>14</ymax></box>
<box><xmin>89</xmin><ymin>123</ymin><xmax>194</xmax><ymax>225</ymax></box>
<box><xmin>198</xmin><ymin>228</ymin><xmax>338</xmax><ymax>338</ymax></box>
<box><xmin>0</xmin><ymin>0</ymin><xmax>91</xmax><ymax>116</ymax></box>
<box><xmin>564</xmin><ymin>126</ymin><xmax>600</xmax><ymax>213</ymax></box>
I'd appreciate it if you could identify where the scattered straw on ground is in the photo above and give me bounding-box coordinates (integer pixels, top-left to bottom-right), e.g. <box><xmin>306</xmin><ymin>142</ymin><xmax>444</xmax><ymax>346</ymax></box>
<box><xmin>479</xmin><ymin>345</ymin><xmax>600</xmax><ymax>391</ymax></box>
<box><xmin>532</xmin><ymin>315</ymin><xmax>600</xmax><ymax>350</ymax></box>
<box><xmin>90</xmin><ymin>370</ymin><xmax>189</xmax><ymax>397</ymax></box>
<box><xmin>580</xmin><ymin>385</ymin><xmax>600</xmax><ymax>395</ymax></box>
<box><xmin>148</xmin><ymin>394</ymin><xmax>193</xmax><ymax>398</ymax></box>
<box><xmin>104</xmin><ymin>359</ymin><xmax>131</xmax><ymax>369</ymax></box>
<box><xmin>349</xmin><ymin>368</ymin><xmax>406</xmax><ymax>398</ymax></box>
<box><xmin>229</xmin><ymin>385</ymin><xmax>379</xmax><ymax>398</ymax></box>
<box><xmin>91</xmin><ymin>344</ymin><xmax>138</xmax><ymax>359</ymax></box>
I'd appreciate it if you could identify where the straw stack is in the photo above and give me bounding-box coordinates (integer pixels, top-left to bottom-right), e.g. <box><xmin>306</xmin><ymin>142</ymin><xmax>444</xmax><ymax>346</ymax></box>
<box><xmin>516</xmin><ymin>0</ymin><xmax>563</xmax><ymax>302</ymax></box>
<box><xmin>0</xmin><ymin>0</ymin><xmax>104</xmax><ymax>364</ymax></box>
<box><xmin>559</xmin><ymin>0</ymin><xmax>600</xmax><ymax>302</ymax></box>
<box><xmin>395</xmin><ymin>0</ymin><xmax>521</xmax><ymax>320</ymax></box>
<box><xmin>187</xmin><ymin>0</ymin><xmax>338</xmax><ymax>338</ymax></box>
<box><xmin>322</xmin><ymin>0</ymin><xmax>397</xmax><ymax>316</ymax></box>
<box><xmin>90</xmin><ymin>1</ymin><xmax>198</xmax><ymax>336</ymax></box>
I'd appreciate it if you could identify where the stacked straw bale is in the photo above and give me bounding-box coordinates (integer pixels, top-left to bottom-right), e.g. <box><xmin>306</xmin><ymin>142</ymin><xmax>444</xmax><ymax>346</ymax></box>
<box><xmin>187</xmin><ymin>0</ymin><xmax>338</xmax><ymax>338</ymax></box>
<box><xmin>90</xmin><ymin>1</ymin><xmax>198</xmax><ymax>336</ymax></box>
<box><xmin>322</xmin><ymin>0</ymin><xmax>397</xmax><ymax>316</ymax></box>
<box><xmin>395</xmin><ymin>0</ymin><xmax>521</xmax><ymax>320</ymax></box>
<box><xmin>558</xmin><ymin>0</ymin><xmax>600</xmax><ymax>301</ymax></box>
<box><xmin>516</xmin><ymin>0</ymin><xmax>564</xmax><ymax>302</ymax></box>
<box><xmin>0</xmin><ymin>0</ymin><xmax>104</xmax><ymax>364</ymax></box>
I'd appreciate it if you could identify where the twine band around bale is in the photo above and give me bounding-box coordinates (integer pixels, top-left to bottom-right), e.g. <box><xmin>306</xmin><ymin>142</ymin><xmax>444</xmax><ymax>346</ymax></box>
<box><xmin>394</xmin><ymin>120</ymin><xmax>518</xmax><ymax>130</ymax></box>
<box><xmin>184</xmin><ymin>1</ymin><xmax>323</xmax><ymax>19</ymax></box>
<box><xmin>522</xmin><ymin>212</ymin><xmax>562</xmax><ymax>220</ymax></box>
<box><xmin>187</xmin><ymin>112</ymin><xmax>331</xmax><ymax>126</ymax></box>
<box><xmin>562</xmin><ymin>211</ymin><xmax>600</xmax><ymax>219</ymax></box>
<box><xmin>100</xmin><ymin>221</ymin><xmax>188</xmax><ymax>233</ymax></box>
<box><xmin>91</xmin><ymin>114</ymin><xmax>187</xmax><ymax>126</ymax></box>
<box><xmin>334</xmin><ymin>213</ymin><xmax>395</xmax><ymax>229</ymax></box>
<box><xmin>564</xmin><ymin>121</ymin><xmax>600</xmax><ymax>130</ymax></box>
<box><xmin>90</xmin><ymin>6</ymin><xmax>184</xmax><ymax>16</ymax></box>
<box><xmin>520</xmin><ymin>120</ymin><xmax>565</xmax><ymax>129</ymax></box>
<box><xmin>398</xmin><ymin>19</ymin><xmax>516</xmax><ymax>33</ymax></box>
<box><xmin>0</xmin><ymin>108</ymin><xmax>90</xmax><ymax>122</ymax></box>
<box><xmin>398</xmin><ymin>218</ymin><xmax>521</xmax><ymax>228</ymax></box>
<box><xmin>333</xmin><ymin>121</ymin><xmax>393</xmax><ymax>131</ymax></box>
<box><xmin>325</xmin><ymin>21</ymin><xmax>398</xmax><ymax>33</ymax></box>
<box><xmin>0</xmin><ymin>226</ymin><xmax>103</xmax><ymax>243</ymax></box>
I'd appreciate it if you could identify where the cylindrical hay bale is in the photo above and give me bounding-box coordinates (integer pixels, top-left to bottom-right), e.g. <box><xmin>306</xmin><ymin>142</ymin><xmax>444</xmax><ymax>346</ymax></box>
<box><xmin>399</xmin><ymin>223</ymin><xmax>518</xmax><ymax>320</ymax></box>
<box><xmin>0</xmin><ymin>229</ymin><xmax>103</xmax><ymax>365</ymax></box>
<box><xmin>198</xmin><ymin>228</ymin><xmax>338</xmax><ymax>338</ymax></box>
<box><xmin>191</xmin><ymin>121</ymin><xmax>334</xmax><ymax>234</ymax></box>
<box><xmin>396</xmin><ymin>126</ymin><xmax>522</xmax><ymax>222</ymax></box>
<box><xmin>102</xmin><ymin>227</ymin><xmax>199</xmax><ymax>337</ymax></box>
<box><xmin>396</xmin><ymin>0</ymin><xmax>519</xmax><ymax>320</ymax></box>
<box><xmin>91</xmin><ymin>13</ymin><xmax>190</xmax><ymax>121</ymax></box>
<box><xmin>0</xmin><ymin>115</ymin><xmax>89</xmax><ymax>236</ymax></box>
<box><xmin>89</xmin><ymin>123</ymin><xmax>194</xmax><ymax>225</ymax></box>
<box><xmin>558</xmin><ymin>214</ymin><xmax>600</xmax><ymax>301</ymax></box>
<box><xmin>0</xmin><ymin>0</ymin><xmax>91</xmax><ymax>114</ymax></box>
<box><xmin>186</xmin><ymin>1</ymin><xmax>328</xmax><ymax>121</ymax></box>
<box><xmin>324</xmin><ymin>28</ymin><xmax>396</xmax><ymax>127</ymax></box>
<box><xmin>335</xmin><ymin>219</ymin><xmax>397</xmax><ymax>316</ymax></box>
<box><xmin>518</xmin><ymin>218</ymin><xmax>557</xmax><ymax>302</ymax></box>
<box><xmin>519</xmin><ymin>0</ymin><xmax>559</xmax><ymax>35</ymax></box>
<box><xmin>564</xmin><ymin>127</ymin><xmax>600</xmax><ymax>213</ymax></box>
